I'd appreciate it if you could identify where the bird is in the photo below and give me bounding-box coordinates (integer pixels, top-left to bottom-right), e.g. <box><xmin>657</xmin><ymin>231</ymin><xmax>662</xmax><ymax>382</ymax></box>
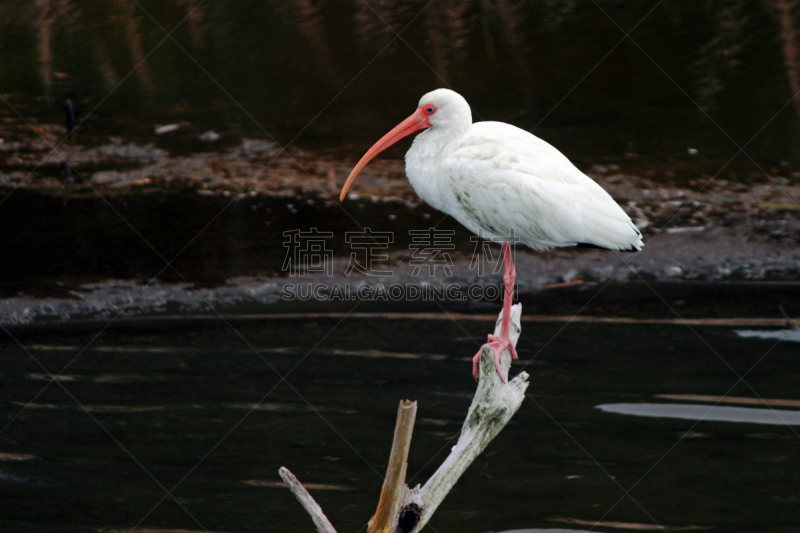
<box><xmin>340</xmin><ymin>88</ymin><xmax>643</xmax><ymax>382</ymax></box>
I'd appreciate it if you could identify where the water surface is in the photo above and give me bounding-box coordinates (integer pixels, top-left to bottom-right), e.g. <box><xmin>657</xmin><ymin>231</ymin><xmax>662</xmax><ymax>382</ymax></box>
<box><xmin>1</xmin><ymin>316</ymin><xmax>798</xmax><ymax>532</ymax></box>
<box><xmin>597</xmin><ymin>402</ymin><xmax>800</xmax><ymax>425</ymax></box>
<box><xmin>3</xmin><ymin>0</ymin><xmax>800</xmax><ymax>177</ymax></box>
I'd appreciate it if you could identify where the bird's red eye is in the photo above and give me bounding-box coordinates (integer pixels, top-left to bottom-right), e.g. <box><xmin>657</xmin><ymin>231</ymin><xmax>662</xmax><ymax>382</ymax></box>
<box><xmin>425</xmin><ymin>105</ymin><xmax>436</xmax><ymax>115</ymax></box>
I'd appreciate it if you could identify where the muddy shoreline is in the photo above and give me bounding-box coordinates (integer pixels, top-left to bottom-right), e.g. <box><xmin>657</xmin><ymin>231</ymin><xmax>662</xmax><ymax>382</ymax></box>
<box><xmin>1</xmin><ymin>126</ymin><xmax>799</xmax><ymax>325</ymax></box>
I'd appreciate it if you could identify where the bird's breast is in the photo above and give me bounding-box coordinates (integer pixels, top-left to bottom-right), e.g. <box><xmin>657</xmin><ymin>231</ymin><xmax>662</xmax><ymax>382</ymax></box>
<box><xmin>404</xmin><ymin>130</ymin><xmax>450</xmax><ymax>212</ymax></box>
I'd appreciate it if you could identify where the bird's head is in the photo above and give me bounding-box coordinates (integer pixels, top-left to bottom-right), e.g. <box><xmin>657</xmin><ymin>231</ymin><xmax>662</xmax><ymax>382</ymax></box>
<box><xmin>415</xmin><ymin>88</ymin><xmax>472</xmax><ymax>131</ymax></box>
<box><xmin>339</xmin><ymin>89</ymin><xmax>472</xmax><ymax>201</ymax></box>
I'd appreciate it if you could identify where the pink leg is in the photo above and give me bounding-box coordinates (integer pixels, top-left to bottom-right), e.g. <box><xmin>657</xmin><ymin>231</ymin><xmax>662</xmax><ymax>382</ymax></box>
<box><xmin>473</xmin><ymin>243</ymin><xmax>519</xmax><ymax>382</ymax></box>
<box><xmin>499</xmin><ymin>242</ymin><xmax>516</xmax><ymax>343</ymax></box>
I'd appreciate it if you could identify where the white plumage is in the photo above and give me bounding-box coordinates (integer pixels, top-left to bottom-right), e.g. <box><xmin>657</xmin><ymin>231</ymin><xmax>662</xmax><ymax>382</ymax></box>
<box><xmin>340</xmin><ymin>88</ymin><xmax>643</xmax><ymax>382</ymax></box>
<box><xmin>403</xmin><ymin>89</ymin><xmax>643</xmax><ymax>251</ymax></box>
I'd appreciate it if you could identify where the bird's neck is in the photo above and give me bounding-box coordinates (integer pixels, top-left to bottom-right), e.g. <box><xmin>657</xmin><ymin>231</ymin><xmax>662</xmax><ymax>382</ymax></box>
<box><xmin>404</xmin><ymin>123</ymin><xmax>469</xmax><ymax>211</ymax></box>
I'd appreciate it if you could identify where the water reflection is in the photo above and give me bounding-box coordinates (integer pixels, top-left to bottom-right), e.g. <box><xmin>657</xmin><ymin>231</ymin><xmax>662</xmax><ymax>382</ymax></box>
<box><xmin>736</xmin><ymin>329</ymin><xmax>800</xmax><ymax>342</ymax></box>
<box><xmin>99</xmin><ymin>530</ymin><xmax>223</xmax><ymax>533</ymax></box>
<box><xmin>243</xmin><ymin>479</ymin><xmax>354</xmax><ymax>491</ymax></box>
<box><xmin>597</xmin><ymin>403</ymin><xmax>800</xmax><ymax>425</ymax></box>
<box><xmin>548</xmin><ymin>518</ymin><xmax>710</xmax><ymax>530</ymax></box>
<box><xmin>497</xmin><ymin>529</ymin><xmax>592</xmax><ymax>533</ymax></box>
<box><xmin>655</xmin><ymin>393</ymin><xmax>800</xmax><ymax>408</ymax></box>
<box><xmin>0</xmin><ymin>453</ymin><xmax>36</xmax><ymax>461</ymax></box>
<box><xmin>3</xmin><ymin>1</ymin><xmax>800</xmax><ymax>163</ymax></box>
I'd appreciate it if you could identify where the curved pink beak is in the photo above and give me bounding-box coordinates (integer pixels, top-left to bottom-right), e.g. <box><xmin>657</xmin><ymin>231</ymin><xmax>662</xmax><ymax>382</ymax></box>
<box><xmin>340</xmin><ymin>108</ymin><xmax>431</xmax><ymax>201</ymax></box>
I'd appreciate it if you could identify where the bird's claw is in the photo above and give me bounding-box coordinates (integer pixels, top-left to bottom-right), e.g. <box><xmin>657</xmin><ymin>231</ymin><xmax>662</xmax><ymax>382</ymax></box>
<box><xmin>472</xmin><ymin>333</ymin><xmax>518</xmax><ymax>382</ymax></box>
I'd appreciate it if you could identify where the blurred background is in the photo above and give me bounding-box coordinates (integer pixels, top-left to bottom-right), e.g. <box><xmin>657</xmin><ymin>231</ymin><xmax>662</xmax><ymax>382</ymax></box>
<box><xmin>3</xmin><ymin>0</ymin><xmax>800</xmax><ymax>167</ymax></box>
<box><xmin>1</xmin><ymin>2</ymin><xmax>799</xmax><ymax>533</ymax></box>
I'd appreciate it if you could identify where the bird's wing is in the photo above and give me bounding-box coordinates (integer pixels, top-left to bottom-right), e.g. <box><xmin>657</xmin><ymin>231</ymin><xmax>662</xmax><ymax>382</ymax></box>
<box><xmin>441</xmin><ymin>121</ymin><xmax>643</xmax><ymax>251</ymax></box>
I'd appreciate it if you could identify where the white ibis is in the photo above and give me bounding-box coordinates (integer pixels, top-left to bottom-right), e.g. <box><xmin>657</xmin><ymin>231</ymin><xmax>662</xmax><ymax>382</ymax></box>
<box><xmin>340</xmin><ymin>89</ymin><xmax>643</xmax><ymax>382</ymax></box>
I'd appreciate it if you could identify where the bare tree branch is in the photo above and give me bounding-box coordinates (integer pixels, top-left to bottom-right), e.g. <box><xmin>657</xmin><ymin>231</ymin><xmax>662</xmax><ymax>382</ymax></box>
<box><xmin>278</xmin><ymin>466</ymin><xmax>338</xmax><ymax>533</ymax></box>
<box><xmin>280</xmin><ymin>303</ymin><xmax>528</xmax><ymax>533</ymax></box>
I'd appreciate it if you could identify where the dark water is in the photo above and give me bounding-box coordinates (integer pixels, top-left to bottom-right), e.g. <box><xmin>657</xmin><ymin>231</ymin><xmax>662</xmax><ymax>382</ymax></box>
<box><xmin>1</xmin><ymin>316</ymin><xmax>799</xmax><ymax>532</ymax></box>
<box><xmin>3</xmin><ymin>0</ymin><xmax>800</xmax><ymax>176</ymax></box>
<box><xmin>0</xmin><ymin>188</ymin><xmax>466</xmax><ymax>298</ymax></box>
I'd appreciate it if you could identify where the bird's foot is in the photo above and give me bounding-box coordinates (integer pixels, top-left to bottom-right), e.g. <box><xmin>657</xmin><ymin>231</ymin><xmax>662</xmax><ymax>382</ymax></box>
<box><xmin>472</xmin><ymin>333</ymin><xmax>519</xmax><ymax>383</ymax></box>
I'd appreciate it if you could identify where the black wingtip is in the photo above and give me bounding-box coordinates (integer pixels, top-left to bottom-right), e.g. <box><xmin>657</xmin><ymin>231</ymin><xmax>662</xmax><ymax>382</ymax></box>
<box><xmin>575</xmin><ymin>242</ymin><xmax>641</xmax><ymax>252</ymax></box>
<box><xmin>574</xmin><ymin>242</ymin><xmax>607</xmax><ymax>250</ymax></box>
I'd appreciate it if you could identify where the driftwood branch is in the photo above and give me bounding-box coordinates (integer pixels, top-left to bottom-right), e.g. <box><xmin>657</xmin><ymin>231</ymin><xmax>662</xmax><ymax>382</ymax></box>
<box><xmin>368</xmin><ymin>399</ymin><xmax>418</xmax><ymax>533</ymax></box>
<box><xmin>280</xmin><ymin>303</ymin><xmax>528</xmax><ymax>533</ymax></box>
<box><xmin>278</xmin><ymin>466</ymin><xmax>338</xmax><ymax>533</ymax></box>
<box><xmin>410</xmin><ymin>303</ymin><xmax>527</xmax><ymax>532</ymax></box>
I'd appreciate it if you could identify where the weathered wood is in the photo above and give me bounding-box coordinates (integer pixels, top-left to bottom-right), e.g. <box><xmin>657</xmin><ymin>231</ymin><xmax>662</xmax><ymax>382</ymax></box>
<box><xmin>279</xmin><ymin>304</ymin><xmax>528</xmax><ymax>533</ymax></box>
<box><xmin>409</xmin><ymin>303</ymin><xmax>527</xmax><ymax>532</ymax></box>
<box><xmin>278</xmin><ymin>466</ymin><xmax>338</xmax><ymax>533</ymax></box>
<box><xmin>368</xmin><ymin>400</ymin><xmax>418</xmax><ymax>533</ymax></box>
